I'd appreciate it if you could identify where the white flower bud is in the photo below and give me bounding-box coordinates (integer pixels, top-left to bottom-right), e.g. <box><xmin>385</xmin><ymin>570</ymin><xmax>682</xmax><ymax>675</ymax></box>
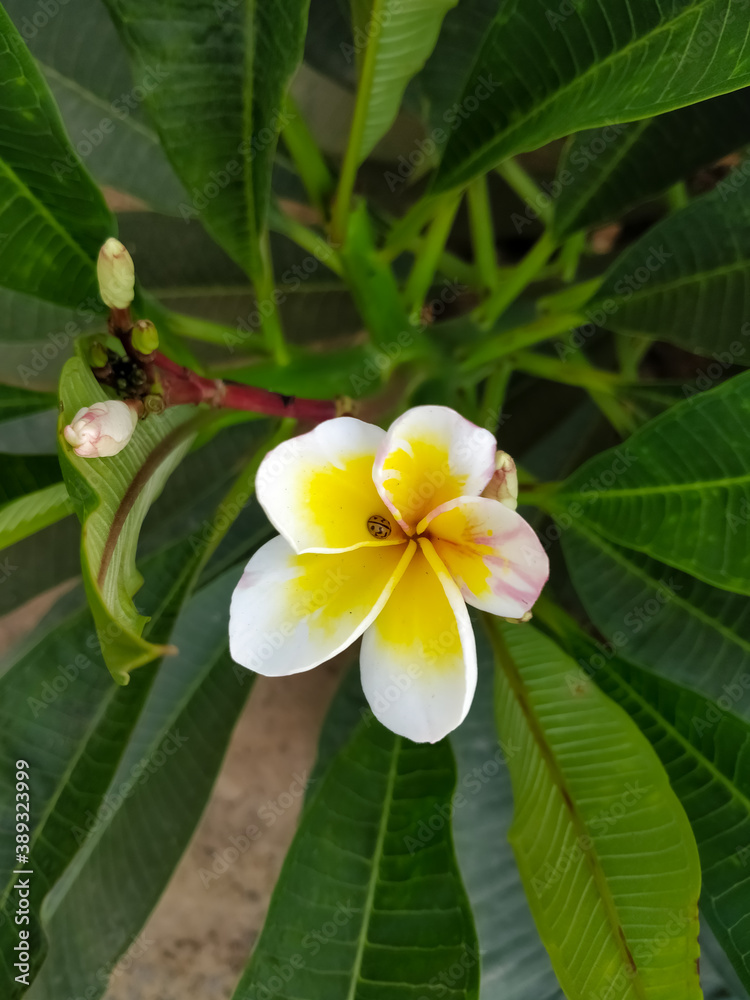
<box><xmin>481</xmin><ymin>450</ymin><xmax>518</xmax><ymax>510</ymax></box>
<box><xmin>97</xmin><ymin>238</ymin><xmax>135</xmax><ymax>309</ymax></box>
<box><xmin>63</xmin><ymin>400</ymin><xmax>138</xmax><ymax>458</ymax></box>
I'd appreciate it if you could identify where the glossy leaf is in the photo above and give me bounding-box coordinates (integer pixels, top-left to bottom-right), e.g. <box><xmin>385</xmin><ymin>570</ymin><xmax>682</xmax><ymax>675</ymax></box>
<box><xmin>492</xmin><ymin>620</ymin><xmax>702</xmax><ymax>1000</ymax></box>
<box><xmin>0</xmin><ymin>384</ymin><xmax>56</xmax><ymax>421</ymax></box>
<box><xmin>232</xmin><ymin>716</ymin><xmax>479</xmax><ymax>1000</ymax></box>
<box><xmin>57</xmin><ymin>355</ymin><xmax>203</xmax><ymax>682</ymax></box>
<box><xmin>549</xmin><ymin>620</ymin><xmax>750</xmax><ymax>993</ymax></box>
<box><xmin>562</xmin><ymin>524</ymin><xmax>750</xmax><ymax>712</ymax></box>
<box><xmin>349</xmin><ymin>0</ymin><xmax>458</xmax><ymax>163</ymax></box>
<box><xmin>102</xmin><ymin>0</ymin><xmax>310</xmax><ymax>272</ymax></box>
<box><xmin>0</xmin><ymin>537</ymin><xmax>207</xmax><ymax>998</ymax></box>
<box><xmin>2</xmin><ymin>0</ymin><xmax>186</xmax><ymax>211</ymax></box>
<box><xmin>553</xmin><ymin>370</ymin><xmax>750</xmax><ymax>594</ymax></box>
<box><xmin>14</xmin><ymin>566</ymin><xmax>253</xmax><ymax>1000</ymax></box>
<box><xmin>434</xmin><ymin>0</ymin><xmax>750</xmax><ymax>191</ymax></box>
<box><xmin>588</xmin><ymin>176</ymin><xmax>750</xmax><ymax>356</ymax></box>
<box><xmin>0</xmin><ymin>480</ymin><xmax>71</xmax><ymax>551</ymax></box>
<box><xmin>453</xmin><ymin>620</ymin><xmax>564</xmax><ymax>1000</ymax></box>
<box><xmin>554</xmin><ymin>88</ymin><xmax>750</xmax><ymax>238</ymax></box>
<box><xmin>0</xmin><ymin>4</ymin><xmax>113</xmax><ymax>306</ymax></box>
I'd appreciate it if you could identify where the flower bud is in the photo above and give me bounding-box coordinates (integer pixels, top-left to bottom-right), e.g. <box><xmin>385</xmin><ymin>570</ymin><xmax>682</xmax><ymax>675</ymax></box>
<box><xmin>132</xmin><ymin>319</ymin><xmax>159</xmax><ymax>355</ymax></box>
<box><xmin>97</xmin><ymin>238</ymin><xmax>135</xmax><ymax>309</ymax></box>
<box><xmin>89</xmin><ymin>342</ymin><xmax>109</xmax><ymax>368</ymax></box>
<box><xmin>63</xmin><ymin>400</ymin><xmax>138</xmax><ymax>458</ymax></box>
<box><xmin>481</xmin><ymin>450</ymin><xmax>518</xmax><ymax>510</ymax></box>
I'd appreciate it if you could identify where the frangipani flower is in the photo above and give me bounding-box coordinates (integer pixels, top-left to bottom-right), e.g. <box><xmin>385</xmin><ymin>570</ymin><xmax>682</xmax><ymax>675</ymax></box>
<box><xmin>63</xmin><ymin>399</ymin><xmax>138</xmax><ymax>458</ymax></box>
<box><xmin>229</xmin><ymin>406</ymin><xmax>549</xmax><ymax>743</ymax></box>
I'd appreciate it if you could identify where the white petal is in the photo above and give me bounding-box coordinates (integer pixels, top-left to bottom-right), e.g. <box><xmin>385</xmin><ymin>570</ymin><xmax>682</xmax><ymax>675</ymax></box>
<box><xmin>229</xmin><ymin>535</ymin><xmax>415</xmax><ymax>676</ymax></box>
<box><xmin>360</xmin><ymin>538</ymin><xmax>476</xmax><ymax>743</ymax></box>
<box><xmin>256</xmin><ymin>417</ymin><xmax>404</xmax><ymax>554</ymax></box>
<box><xmin>422</xmin><ymin>496</ymin><xmax>549</xmax><ymax>619</ymax></box>
<box><xmin>373</xmin><ymin>405</ymin><xmax>497</xmax><ymax>532</ymax></box>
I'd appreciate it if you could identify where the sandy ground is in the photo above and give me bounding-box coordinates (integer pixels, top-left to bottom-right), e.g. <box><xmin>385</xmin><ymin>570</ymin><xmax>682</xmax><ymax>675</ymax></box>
<box><xmin>0</xmin><ymin>593</ymin><xmax>344</xmax><ymax>1000</ymax></box>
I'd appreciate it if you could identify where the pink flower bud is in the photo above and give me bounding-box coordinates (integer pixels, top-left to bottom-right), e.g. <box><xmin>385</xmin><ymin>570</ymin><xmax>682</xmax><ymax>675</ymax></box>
<box><xmin>63</xmin><ymin>400</ymin><xmax>138</xmax><ymax>458</ymax></box>
<box><xmin>97</xmin><ymin>238</ymin><xmax>135</xmax><ymax>309</ymax></box>
<box><xmin>480</xmin><ymin>451</ymin><xmax>518</xmax><ymax>510</ymax></box>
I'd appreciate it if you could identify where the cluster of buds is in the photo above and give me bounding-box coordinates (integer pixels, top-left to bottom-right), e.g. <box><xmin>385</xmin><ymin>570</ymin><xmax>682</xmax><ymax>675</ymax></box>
<box><xmin>64</xmin><ymin>239</ymin><xmax>143</xmax><ymax>459</ymax></box>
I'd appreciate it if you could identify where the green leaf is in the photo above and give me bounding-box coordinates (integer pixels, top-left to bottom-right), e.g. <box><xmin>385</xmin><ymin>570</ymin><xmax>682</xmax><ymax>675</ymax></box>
<box><xmin>2</xmin><ymin>0</ymin><xmax>186</xmax><ymax>211</ymax></box>
<box><xmin>562</xmin><ymin>524</ymin><xmax>750</xmax><ymax>712</ymax></box>
<box><xmin>0</xmin><ymin>4</ymin><xmax>113</xmax><ymax>306</ymax></box>
<box><xmin>0</xmin><ymin>535</ymin><xmax>208</xmax><ymax>998</ymax></box>
<box><xmin>57</xmin><ymin>355</ymin><xmax>204</xmax><ymax>682</ymax></box>
<box><xmin>452</xmin><ymin>620</ymin><xmax>564</xmax><ymax>1000</ymax></box>
<box><xmin>348</xmin><ymin>0</ymin><xmax>458</xmax><ymax>163</ymax></box>
<box><xmin>0</xmin><ymin>384</ymin><xmax>56</xmax><ymax>421</ymax></box>
<box><xmin>6</xmin><ymin>564</ymin><xmax>253</xmax><ymax>1000</ymax></box>
<box><xmin>587</xmin><ymin>175</ymin><xmax>750</xmax><ymax>357</ymax></box>
<box><xmin>0</xmin><ymin>480</ymin><xmax>71</xmax><ymax>551</ymax></box>
<box><xmin>554</xmin><ymin>371</ymin><xmax>750</xmax><ymax>594</ymax></box>
<box><xmin>491</xmin><ymin>620</ymin><xmax>702</xmax><ymax>1000</ymax></box>
<box><xmin>546</xmin><ymin>618</ymin><xmax>750</xmax><ymax>993</ymax></box>
<box><xmin>232</xmin><ymin>716</ymin><xmax>479</xmax><ymax>1000</ymax></box>
<box><xmin>101</xmin><ymin>0</ymin><xmax>310</xmax><ymax>272</ymax></box>
<box><xmin>434</xmin><ymin>0</ymin><xmax>750</xmax><ymax>191</ymax></box>
<box><xmin>553</xmin><ymin>88</ymin><xmax>750</xmax><ymax>238</ymax></box>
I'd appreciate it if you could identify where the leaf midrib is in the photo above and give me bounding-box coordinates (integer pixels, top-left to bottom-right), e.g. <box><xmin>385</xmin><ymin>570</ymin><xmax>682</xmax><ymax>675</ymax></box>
<box><xmin>345</xmin><ymin>733</ymin><xmax>400</xmax><ymax>1000</ymax></box>
<box><xmin>560</xmin><ymin>470</ymin><xmax>750</xmax><ymax>500</ymax></box>
<box><xmin>598</xmin><ymin>256</ymin><xmax>750</xmax><ymax>308</ymax></box>
<box><xmin>40</xmin><ymin>63</ymin><xmax>160</xmax><ymax>144</ymax></box>
<box><xmin>448</xmin><ymin>0</ymin><xmax>730</xmax><ymax>180</ymax></box>
<box><xmin>0</xmin><ymin>157</ymin><xmax>96</xmax><ymax>277</ymax></box>
<box><xmin>568</xmin><ymin>520</ymin><xmax>750</xmax><ymax>658</ymax></box>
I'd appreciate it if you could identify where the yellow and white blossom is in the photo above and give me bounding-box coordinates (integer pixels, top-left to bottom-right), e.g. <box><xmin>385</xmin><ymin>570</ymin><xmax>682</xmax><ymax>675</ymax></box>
<box><xmin>229</xmin><ymin>406</ymin><xmax>549</xmax><ymax>743</ymax></box>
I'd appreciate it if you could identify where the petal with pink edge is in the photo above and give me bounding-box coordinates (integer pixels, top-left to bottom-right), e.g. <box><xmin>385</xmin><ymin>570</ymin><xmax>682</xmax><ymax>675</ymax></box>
<box><xmin>256</xmin><ymin>417</ymin><xmax>405</xmax><ymax>554</ymax></box>
<box><xmin>360</xmin><ymin>538</ymin><xmax>477</xmax><ymax>743</ymax></box>
<box><xmin>422</xmin><ymin>496</ymin><xmax>549</xmax><ymax>619</ymax></box>
<box><xmin>373</xmin><ymin>405</ymin><xmax>497</xmax><ymax>532</ymax></box>
<box><xmin>230</xmin><ymin>536</ymin><xmax>415</xmax><ymax>676</ymax></box>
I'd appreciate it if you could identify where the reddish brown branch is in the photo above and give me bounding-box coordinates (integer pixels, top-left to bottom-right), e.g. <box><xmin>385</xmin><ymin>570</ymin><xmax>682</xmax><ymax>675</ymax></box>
<box><xmin>152</xmin><ymin>352</ymin><xmax>343</xmax><ymax>422</ymax></box>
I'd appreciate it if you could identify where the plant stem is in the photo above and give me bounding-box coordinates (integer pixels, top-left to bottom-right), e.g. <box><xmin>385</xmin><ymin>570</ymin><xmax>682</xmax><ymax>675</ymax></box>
<box><xmin>509</xmin><ymin>349</ymin><xmax>622</xmax><ymax>393</ymax></box>
<box><xmin>255</xmin><ymin>229</ymin><xmax>290</xmax><ymax>365</ymax></box>
<box><xmin>281</xmin><ymin>94</ymin><xmax>334</xmax><ymax>214</ymax></box>
<box><xmin>478</xmin><ymin>229</ymin><xmax>558</xmax><ymax>329</ymax></box>
<box><xmin>461</xmin><ymin>311</ymin><xmax>587</xmax><ymax>371</ymax></box>
<box><xmin>153</xmin><ymin>351</ymin><xmax>340</xmax><ymax>421</ymax></box>
<box><xmin>480</xmin><ymin>361</ymin><xmax>512</xmax><ymax>430</ymax></box>
<box><xmin>558</xmin><ymin>231</ymin><xmax>586</xmax><ymax>283</ymax></box>
<box><xmin>667</xmin><ymin>181</ymin><xmax>689</xmax><ymax>213</ymax></box>
<box><xmin>615</xmin><ymin>332</ymin><xmax>651</xmax><ymax>380</ymax></box>
<box><xmin>165</xmin><ymin>311</ymin><xmax>267</xmax><ymax>351</ymax></box>
<box><xmin>496</xmin><ymin>157</ymin><xmax>553</xmax><ymax>226</ymax></box>
<box><xmin>268</xmin><ymin>206</ymin><xmax>344</xmax><ymax>276</ymax></box>
<box><xmin>466</xmin><ymin>175</ymin><xmax>498</xmax><ymax>291</ymax></box>
<box><xmin>330</xmin><ymin>4</ymin><xmax>385</xmax><ymax>242</ymax></box>
<box><xmin>381</xmin><ymin>196</ymin><xmax>445</xmax><ymax>261</ymax></box>
<box><xmin>402</xmin><ymin>194</ymin><xmax>461</xmax><ymax>319</ymax></box>
<box><xmin>515</xmin><ymin>483</ymin><xmax>561</xmax><ymax>510</ymax></box>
